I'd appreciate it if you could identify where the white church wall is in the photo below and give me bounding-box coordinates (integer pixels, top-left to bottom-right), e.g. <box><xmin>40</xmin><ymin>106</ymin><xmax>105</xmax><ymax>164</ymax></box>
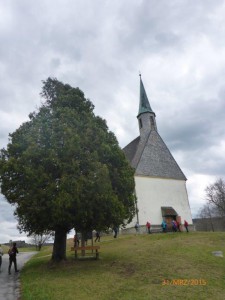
<box><xmin>131</xmin><ymin>176</ymin><xmax>193</xmax><ymax>226</ymax></box>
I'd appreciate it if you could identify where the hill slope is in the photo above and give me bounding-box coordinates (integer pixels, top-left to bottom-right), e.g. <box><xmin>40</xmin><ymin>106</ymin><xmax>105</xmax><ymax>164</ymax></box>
<box><xmin>21</xmin><ymin>232</ymin><xmax>225</xmax><ymax>300</ymax></box>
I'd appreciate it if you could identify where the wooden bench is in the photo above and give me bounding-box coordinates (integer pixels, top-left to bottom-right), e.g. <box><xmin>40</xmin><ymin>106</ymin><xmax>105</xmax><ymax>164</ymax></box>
<box><xmin>71</xmin><ymin>246</ymin><xmax>100</xmax><ymax>260</ymax></box>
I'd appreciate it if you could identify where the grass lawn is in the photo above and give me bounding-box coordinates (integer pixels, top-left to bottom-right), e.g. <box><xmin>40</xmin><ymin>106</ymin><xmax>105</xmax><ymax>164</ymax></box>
<box><xmin>1</xmin><ymin>244</ymin><xmax>37</xmax><ymax>253</ymax></box>
<box><xmin>20</xmin><ymin>232</ymin><xmax>225</xmax><ymax>300</ymax></box>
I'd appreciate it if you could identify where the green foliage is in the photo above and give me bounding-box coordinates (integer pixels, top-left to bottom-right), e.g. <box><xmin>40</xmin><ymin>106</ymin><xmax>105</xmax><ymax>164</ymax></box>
<box><xmin>0</xmin><ymin>78</ymin><xmax>136</xmax><ymax>236</ymax></box>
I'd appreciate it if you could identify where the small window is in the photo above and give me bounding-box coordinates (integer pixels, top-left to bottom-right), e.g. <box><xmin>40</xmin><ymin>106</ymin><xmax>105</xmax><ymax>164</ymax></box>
<box><xmin>150</xmin><ymin>116</ymin><xmax>155</xmax><ymax>129</ymax></box>
<box><xmin>139</xmin><ymin>118</ymin><xmax>143</xmax><ymax>129</ymax></box>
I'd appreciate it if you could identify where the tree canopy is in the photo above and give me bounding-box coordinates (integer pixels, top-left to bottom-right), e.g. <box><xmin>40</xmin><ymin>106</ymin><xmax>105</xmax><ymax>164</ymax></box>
<box><xmin>0</xmin><ymin>78</ymin><xmax>136</xmax><ymax>261</ymax></box>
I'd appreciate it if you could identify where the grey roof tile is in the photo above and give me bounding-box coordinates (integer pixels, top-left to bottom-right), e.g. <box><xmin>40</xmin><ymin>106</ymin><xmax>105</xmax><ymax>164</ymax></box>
<box><xmin>123</xmin><ymin>130</ymin><xmax>186</xmax><ymax>180</ymax></box>
<box><xmin>123</xmin><ymin>136</ymin><xmax>140</xmax><ymax>168</ymax></box>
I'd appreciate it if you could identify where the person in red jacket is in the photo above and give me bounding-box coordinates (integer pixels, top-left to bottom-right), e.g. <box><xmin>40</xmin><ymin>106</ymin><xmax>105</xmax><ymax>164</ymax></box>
<box><xmin>146</xmin><ymin>221</ymin><xmax>151</xmax><ymax>234</ymax></box>
<box><xmin>184</xmin><ymin>220</ymin><xmax>189</xmax><ymax>232</ymax></box>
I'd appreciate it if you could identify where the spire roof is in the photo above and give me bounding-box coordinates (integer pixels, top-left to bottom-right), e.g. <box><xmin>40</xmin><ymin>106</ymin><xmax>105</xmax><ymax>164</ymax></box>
<box><xmin>138</xmin><ymin>75</ymin><xmax>155</xmax><ymax>117</ymax></box>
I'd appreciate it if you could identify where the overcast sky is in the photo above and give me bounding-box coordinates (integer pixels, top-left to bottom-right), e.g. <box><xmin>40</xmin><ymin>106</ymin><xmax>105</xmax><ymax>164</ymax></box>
<box><xmin>1</xmin><ymin>0</ymin><xmax>225</xmax><ymax>243</ymax></box>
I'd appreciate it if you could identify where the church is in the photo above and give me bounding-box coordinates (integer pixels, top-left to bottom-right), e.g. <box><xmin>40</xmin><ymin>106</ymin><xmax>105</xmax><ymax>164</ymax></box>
<box><xmin>123</xmin><ymin>77</ymin><xmax>193</xmax><ymax>230</ymax></box>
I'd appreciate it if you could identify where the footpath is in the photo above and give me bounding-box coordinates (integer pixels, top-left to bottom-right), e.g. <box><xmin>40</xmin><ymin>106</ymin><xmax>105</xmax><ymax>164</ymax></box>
<box><xmin>0</xmin><ymin>251</ymin><xmax>37</xmax><ymax>300</ymax></box>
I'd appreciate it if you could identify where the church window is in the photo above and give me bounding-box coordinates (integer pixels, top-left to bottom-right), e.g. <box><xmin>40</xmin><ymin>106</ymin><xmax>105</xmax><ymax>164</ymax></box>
<box><xmin>150</xmin><ymin>116</ymin><xmax>155</xmax><ymax>129</ymax></box>
<box><xmin>139</xmin><ymin>118</ymin><xmax>143</xmax><ymax>129</ymax></box>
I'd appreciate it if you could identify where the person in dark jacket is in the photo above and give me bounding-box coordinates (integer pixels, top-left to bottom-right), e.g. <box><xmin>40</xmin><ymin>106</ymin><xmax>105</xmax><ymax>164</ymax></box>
<box><xmin>95</xmin><ymin>231</ymin><xmax>101</xmax><ymax>242</ymax></box>
<box><xmin>74</xmin><ymin>234</ymin><xmax>80</xmax><ymax>247</ymax></box>
<box><xmin>0</xmin><ymin>244</ymin><xmax>3</xmax><ymax>271</ymax></box>
<box><xmin>8</xmin><ymin>242</ymin><xmax>19</xmax><ymax>274</ymax></box>
<box><xmin>113</xmin><ymin>227</ymin><xmax>118</xmax><ymax>238</ymax></box>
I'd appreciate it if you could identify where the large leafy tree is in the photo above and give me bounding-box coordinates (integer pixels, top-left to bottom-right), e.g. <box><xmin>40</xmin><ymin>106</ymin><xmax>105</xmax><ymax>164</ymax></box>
<box><xmin>0</xmin><ymin>78</ymin><xmax>136</xmax><ymax>261</ymax></box>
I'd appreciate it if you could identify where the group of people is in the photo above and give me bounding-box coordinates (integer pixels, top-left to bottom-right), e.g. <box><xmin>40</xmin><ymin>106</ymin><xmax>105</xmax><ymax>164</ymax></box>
<box><xmin>134</xmin><ymin>219</ymin><xmax>189</xmax><ymax>233</ymax></box>
<box><xmin>172</xmin><ymin>220</ymin><xmax>181</xmax><ymax>232</ymax></box>
<box><xmin>73</xmin><ymin>231</ymin><xmax>101</xmax><ymax>247</ymax></box>
<box><xmin>73</xmin><ymin>227</ymin><xmax>123</xmax><ymax>243</ymax></box>
<box><xmin>0</xmin><ymin>242</ymin><xmax>19</xmax><ymax>275</ymax></box>
<box><xmin>73</xmin><ymin>219</ymin><xmax>189</xmax><ymax>246</ymax></box>
<box><xmin>162</xmin><ymin>219</ymin><xmax>189</xmax><ymax>233</ymax></box>
<box><xmin>135</xmin><ymin>221</ymin><xmax>151</xmax><ymax>234</ymax></box>
<box><xmin>173</xmin><ymin>219</ymin><xmax>189</xmax><ymax>232</ymax></box>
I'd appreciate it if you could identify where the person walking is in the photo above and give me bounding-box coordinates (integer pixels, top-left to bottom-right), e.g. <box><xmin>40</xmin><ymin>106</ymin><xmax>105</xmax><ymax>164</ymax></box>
<box><xmin>74</xmin><ymin>234</ymin><xmax>80</xmax><ymax>247</ymax></box>
<box><xmin>95</xmin><ymin>231</ymin><xmax>101</xmax><ymax>242</ymax></box>
<box><xmin>113</xmin><ymin>226</ymin><xmax>118</xmax><ymax>238</ymax></box>
<box><xmin>0</xmin><ymin>244</ymin><xmax>3</xmax><ymax>271</ymax></box>
<box><xmin>135</xmin><ymin>222</ymin><xmax>139</xmax><ymax>234</ymax></box>
<box><xmin>146</xmin><ymin>221</ymin><xmax>151</xmax><ymax>234</ymax></box>
<box><xmin>8</xmin><ymin>242</ymin><xmax>19</xmax><ymax>275</ymax></box>
<box><xmin>184</xmin><ymin>220</ymin><xmax>189</xmax><ymax>232</ymax></box>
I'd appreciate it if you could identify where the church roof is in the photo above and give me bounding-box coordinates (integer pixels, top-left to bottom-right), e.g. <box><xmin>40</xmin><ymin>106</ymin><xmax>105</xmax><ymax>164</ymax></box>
<box><xmin>123</xmin><ymin>136</ymin><xmax>140</xmax><ymax>165</ymax></box>
<box><xmin>123</xmin><ymin>76</ymin><xmax>186</xmax><ymax>181</ymax></box>
<box><xmin>137</xmin><ymin>77</ymin><xmax>155</xmax><ymax>117</ymax></box>
<box><xmin>123</xmin><ymin>131</ymin><xmax>186</xmax><ymax>180</ymax></box>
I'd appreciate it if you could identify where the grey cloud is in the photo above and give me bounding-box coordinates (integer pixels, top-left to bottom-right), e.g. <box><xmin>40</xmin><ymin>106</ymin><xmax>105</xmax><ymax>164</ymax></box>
<box><xmin>0</xmin><ymin>196</ymin><xmax>16</xmax><ymax>223</ymax></box>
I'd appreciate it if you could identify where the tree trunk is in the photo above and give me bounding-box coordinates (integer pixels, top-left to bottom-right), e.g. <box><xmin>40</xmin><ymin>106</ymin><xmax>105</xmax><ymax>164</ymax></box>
<box><xmin>52</xmin><ymin>228</ymin><xmax>67</xmax><ymax>261</ymax></box>
<box><xmin>81</xmin><ymin>232</ymin><xmax>86</xmax><ymax>256</ymax></box>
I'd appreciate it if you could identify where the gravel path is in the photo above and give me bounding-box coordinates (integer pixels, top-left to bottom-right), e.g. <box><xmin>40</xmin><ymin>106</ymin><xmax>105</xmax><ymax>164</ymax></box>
<box><xmin>0</xmin><ymin>251</ymin><xmax>37</xmax><ymax>300</ymax></box>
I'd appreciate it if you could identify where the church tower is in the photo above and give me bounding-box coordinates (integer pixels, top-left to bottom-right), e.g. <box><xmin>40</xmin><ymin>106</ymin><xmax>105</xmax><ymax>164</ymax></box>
<box><xmin>138</xmin><ymin>76</ymin><xmax>157</xmax><ymax>137</ymax></box>
<box><xmin>123</xmin><ymin>76</ymin><xmax>192</xmax><ymax>229</ymax></box>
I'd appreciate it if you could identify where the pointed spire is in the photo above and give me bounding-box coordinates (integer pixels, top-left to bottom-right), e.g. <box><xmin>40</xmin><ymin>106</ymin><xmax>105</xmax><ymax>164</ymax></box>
<box><xmin>137</xmin><ymin>75</ymin><xmax>155</xmax><ymax>117</ymax></box>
